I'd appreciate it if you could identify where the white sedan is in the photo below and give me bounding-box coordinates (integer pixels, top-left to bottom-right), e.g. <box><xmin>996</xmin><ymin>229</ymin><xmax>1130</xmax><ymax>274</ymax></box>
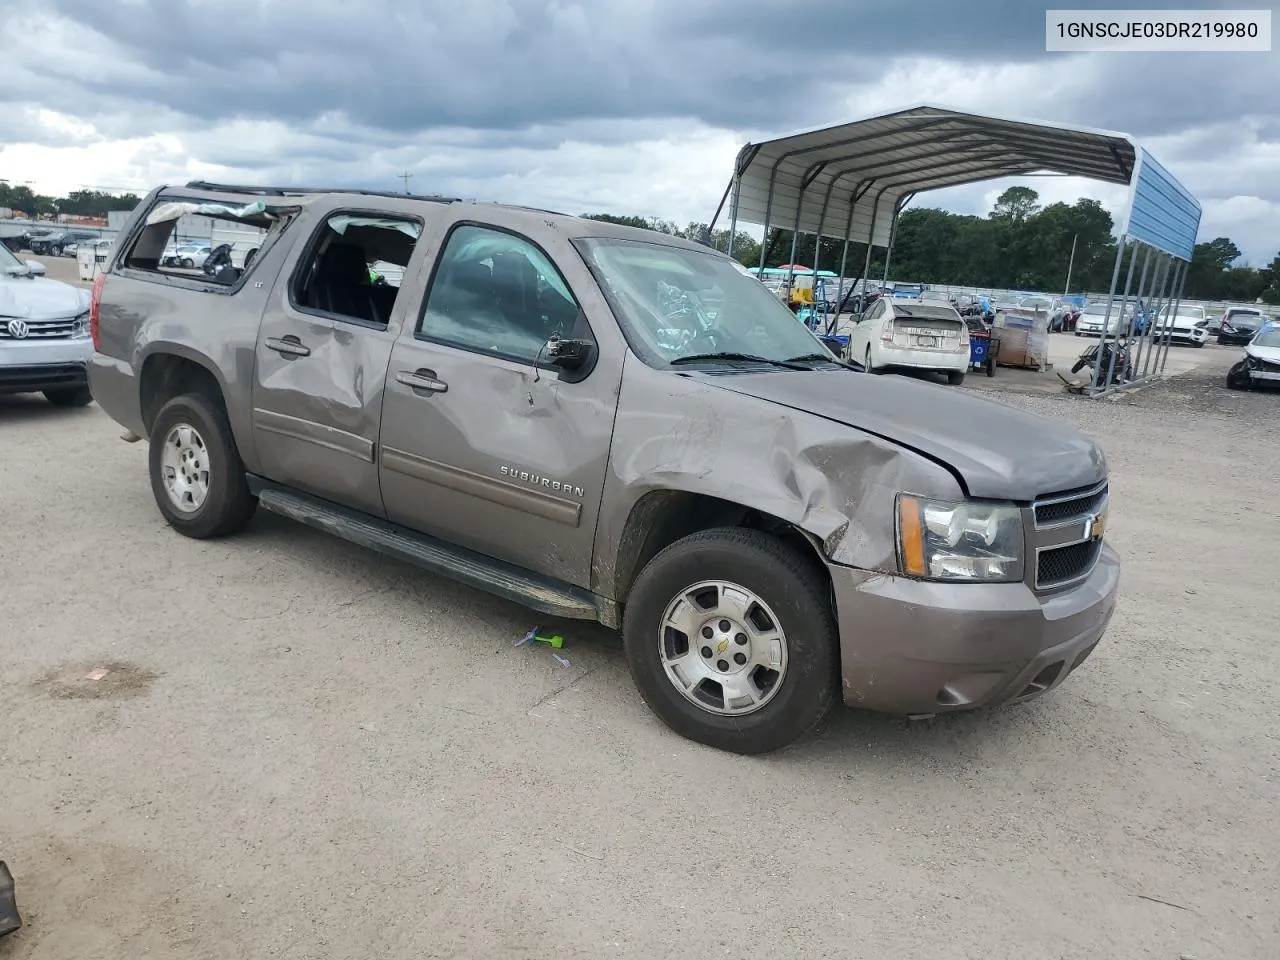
<box><xmin>842</xmin><ymin>298</ymin><xmax>970</xmax><ymax>384</ymax></box>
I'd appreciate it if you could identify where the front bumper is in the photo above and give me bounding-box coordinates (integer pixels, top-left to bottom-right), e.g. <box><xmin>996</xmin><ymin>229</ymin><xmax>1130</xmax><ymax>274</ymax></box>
<box><xmin>830</xmin><ymin>543</ymin><xmax>1119</xmax><ymax>714</ymax></box>
<box><xmin>0</xmin><ymin>338</ymin><xmax>94</xmax><ymax>394</ymax></box>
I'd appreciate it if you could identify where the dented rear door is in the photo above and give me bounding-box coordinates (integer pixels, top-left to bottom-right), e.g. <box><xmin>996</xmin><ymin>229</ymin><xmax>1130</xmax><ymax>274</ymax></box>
<box><xmin>376</xmin><ymin>214</ymin><xmax>624</xmax><ymax>588</ymax></box>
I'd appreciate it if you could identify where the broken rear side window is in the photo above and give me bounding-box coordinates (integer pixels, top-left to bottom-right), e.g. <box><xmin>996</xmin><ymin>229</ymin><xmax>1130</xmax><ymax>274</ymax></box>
<box><xmin>290</xmin><ymin>214</ymin><xmax>423</xmax><ymax>330</ymax></box>
<box><xmin>122</xmin><ymin>199</ymin><xmax>279</xmax><ymax>287</ymax></box>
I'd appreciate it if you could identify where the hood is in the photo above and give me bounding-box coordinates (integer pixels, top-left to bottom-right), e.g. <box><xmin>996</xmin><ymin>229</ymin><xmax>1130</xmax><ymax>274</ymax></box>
<box><xmin>0</xmin><ymin>274</ymin><xmax>91</xmax><ymax>321</ymax></box>
<box><xmin>701</xmin><ymin>369</ymin><xmax>1107</xmax><ymax>501</ymax></box>
<box><xmin>1246</xmin><ymin>343</ymin><xmax>1280</xmax><ymax>363</ymax></box>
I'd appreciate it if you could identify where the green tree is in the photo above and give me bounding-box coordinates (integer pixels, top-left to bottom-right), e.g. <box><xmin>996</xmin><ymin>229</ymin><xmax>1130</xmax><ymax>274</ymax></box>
<box><xmin>990</xmin><ymin>186</ymin><xmax>1041</xmax><ymax>222</ymax></box>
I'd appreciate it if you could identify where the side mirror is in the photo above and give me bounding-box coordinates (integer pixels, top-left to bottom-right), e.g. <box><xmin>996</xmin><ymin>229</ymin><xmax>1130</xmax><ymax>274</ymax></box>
<box><xmin>24</xmin><ymin>260</ymin><xmax>46</xmax><ymax>277</ymax></box>
<box><xmin>545</xmin><ymin>335</ymin><xmax>592</xmax><ymax>370</ymax></box>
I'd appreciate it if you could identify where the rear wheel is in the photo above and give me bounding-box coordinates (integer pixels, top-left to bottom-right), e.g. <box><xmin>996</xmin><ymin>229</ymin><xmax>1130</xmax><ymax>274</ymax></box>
<box><xmin>864</xmin><ymin>345</ymin><xmax>880</xmax><ymax>374</ymax></box>
<box><xmin>148</xmin><ymin>393</ymin><xmax>257</xmax><ymax>539</ymax></box>
<box><xmin>623</xmin><ymin>528</ymin><xmax>838</xmax><ymax>755</ymax></box>
<box><xmin>946</xmin><ymin>370</ymin><xmax>965</xmax><ymax>386</ymax></box>
<box><xmin>43</xmin><ymin>386</ymin><xmax>92</xmax><ymax>407</ymax></box>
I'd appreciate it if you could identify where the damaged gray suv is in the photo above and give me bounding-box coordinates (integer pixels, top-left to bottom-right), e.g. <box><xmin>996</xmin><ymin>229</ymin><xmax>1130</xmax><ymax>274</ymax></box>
<box><xmin>89</xmin><ymin>183</ymin><xmax>1119</xmax><ymax>753</ymax></box>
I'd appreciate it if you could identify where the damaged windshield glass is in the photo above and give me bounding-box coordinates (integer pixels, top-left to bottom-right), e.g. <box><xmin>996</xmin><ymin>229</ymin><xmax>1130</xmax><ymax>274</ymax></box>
<box><xmin>575</xmin><ymin>237</ymin><xmax>838</xmax><ymax>370</ymax></box>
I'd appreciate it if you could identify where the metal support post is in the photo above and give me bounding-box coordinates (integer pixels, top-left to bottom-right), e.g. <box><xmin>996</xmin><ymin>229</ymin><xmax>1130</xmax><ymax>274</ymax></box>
<box><xmin>1137</xmin><ymin>254</ymin><xmax>1171</xmax><ymax>378</ymax></box>
<box><xmin>725</xmin><ymin>175</ymin><xmax>742</xmax><ymax>258</ymax></box>
<box><xmin>1090</xmin><ymin>239</ymin><xmax>1131</xmax><ymax>393</ymax></box>
<box><xmin>1162</xmin><ymin>263</ymin><xmax>1187</xmax><ymax>376</ymax></box>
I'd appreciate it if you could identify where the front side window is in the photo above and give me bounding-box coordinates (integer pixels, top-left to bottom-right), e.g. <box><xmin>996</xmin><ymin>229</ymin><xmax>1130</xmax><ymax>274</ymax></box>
<box><xmin>292</xmin><ymin>213</ymin><xmax>422</xmax><ymax>329</ymax></box>
<box><xmin>575</xmin><ymin>237</ymin><xmax>834</xmax><ymax>368</ymax></box>
<box><xmin>419</xmin><ymin>225</ymin><xmax>583</xmax><ymax>363</ymax></box>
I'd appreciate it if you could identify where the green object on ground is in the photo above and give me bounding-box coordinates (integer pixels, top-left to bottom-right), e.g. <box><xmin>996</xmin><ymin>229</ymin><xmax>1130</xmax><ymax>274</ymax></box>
<box><xmin>535</xmin><ymin>632</ymin><xmax>564</xmax><ymax>649</ymax></box>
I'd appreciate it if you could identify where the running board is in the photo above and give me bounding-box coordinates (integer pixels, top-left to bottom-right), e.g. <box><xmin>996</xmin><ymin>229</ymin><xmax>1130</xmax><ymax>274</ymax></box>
<box><xmin>248</xmin><ymin>478</ymin><xmax>613</xmax><ymax>624</ymax></box>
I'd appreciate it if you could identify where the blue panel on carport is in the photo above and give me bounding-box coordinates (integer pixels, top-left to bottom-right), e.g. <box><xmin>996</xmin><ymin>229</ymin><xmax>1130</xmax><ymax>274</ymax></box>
<box><xmin>1121</xmin><ymin>148</ymin><xmax>1201</xmax><ymax>262</ymax></box>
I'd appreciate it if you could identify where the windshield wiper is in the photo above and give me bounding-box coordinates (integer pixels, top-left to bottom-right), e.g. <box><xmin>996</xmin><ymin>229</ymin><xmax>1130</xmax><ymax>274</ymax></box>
<box><xmin>669</xmin><ymin>352</ymin><xmax>812</xmax><ymax>371</ymax></box>
<box><xmin>782</xmin><ymin>352</ymin><xmax>851</xmax><ymax>368</ymax></box>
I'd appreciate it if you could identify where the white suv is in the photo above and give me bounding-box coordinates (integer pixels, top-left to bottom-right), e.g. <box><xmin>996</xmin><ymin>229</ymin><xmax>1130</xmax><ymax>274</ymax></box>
<box><xmin>842</xmin><ymin>298</ymin><xmax>970</xmax><ymax>383</ymax></box>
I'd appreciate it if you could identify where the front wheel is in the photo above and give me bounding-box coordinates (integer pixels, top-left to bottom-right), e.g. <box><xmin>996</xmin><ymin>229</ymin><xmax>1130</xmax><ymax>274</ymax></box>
<box><xmin>1226</xmin><ymin>361</ymin><xmax>1251</xmax><ymax>391</ymax></box>
<box><xmin>148</xmin><ymin>393</ymin><xmax>257</xmax><ymax>539</ymax></box>
<box><xmin>623</xmin><ymin>528</ymin><xmax>839</xmax><ymax>754</ymax></box>
<box><xmin>43</xmin><ymin>386</ymin><xmax>92</xmax><ymax>407</ymax></box>
<box><xmin>180</xmin><ymin>257</ymin><xmax>193</xmax><ymax>268</ymax></box>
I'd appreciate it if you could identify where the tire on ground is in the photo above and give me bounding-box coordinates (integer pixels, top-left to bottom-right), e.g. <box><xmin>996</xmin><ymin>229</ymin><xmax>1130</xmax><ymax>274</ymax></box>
<box><xmin>622</xmin><ymin>527</ymin><xmax>838</xmax><ymax>755</ymax></box>
<box><xmin>148</xmin><ymin>392</ymin><xmax>257</xmax><ymax>539</ymax></box>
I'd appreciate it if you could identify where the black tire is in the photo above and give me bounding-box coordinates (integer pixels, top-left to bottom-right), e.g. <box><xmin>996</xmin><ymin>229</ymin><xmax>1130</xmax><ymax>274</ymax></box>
<box><xmin>864</xmin><ymin>345</ymin><xmax>880</xmax><ymax>374</ymax></box>
<box><xmin>43</xmin><ymin>386</ymin><xmax>92</xmax><ymax>407</ymax></box>
<box><xmin>180</xmin><ymin>257</ymin><xmax>193</xmax><ymax>269</ymax></box>
<box><xmin>946</xmin><ymin>370</ymin><xmax>965</xmax><ymax>386</ymax></box>
<box><xmin>148</xmin><ymin>393</ymin><xmax>257</xmax><ymax>539</ymax></box>
<box><xmin>1194</xmin><ymin>340</ymin><xmax>1204</xmax><ymax>348</ymax></box>
<box><xmin>1226</xmin><ymin>362</ymin><xmax>1251</xmax><ymax>391</ymax></box>
<box><xmin>1071</xmin><ymin>357</ymin><xmax>1088</xmax><ymax>374</ymax></box>
<box><xmin>622</xmin><ymin>527</ymin><xmax>838</xmax><ymax>755</ymax></box>
<box><xmin>985</xmin><ymin>355</ymin><xmax>996</xmax><ymax>377</ymax></box>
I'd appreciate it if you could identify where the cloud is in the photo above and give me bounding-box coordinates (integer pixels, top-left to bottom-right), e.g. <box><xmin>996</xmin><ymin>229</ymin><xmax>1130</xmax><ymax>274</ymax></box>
<box><xmin>1</xmin><ymin>0</ymin><xmax>1276</xmax><ymax>263</ymax></box>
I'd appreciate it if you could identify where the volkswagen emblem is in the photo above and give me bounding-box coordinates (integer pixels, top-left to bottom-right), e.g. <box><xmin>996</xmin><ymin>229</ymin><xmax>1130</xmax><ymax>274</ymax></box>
<box><xmin>6</xmin><ymin>319</ymin><xmax>29</xmax><ymax>339</ymax></box>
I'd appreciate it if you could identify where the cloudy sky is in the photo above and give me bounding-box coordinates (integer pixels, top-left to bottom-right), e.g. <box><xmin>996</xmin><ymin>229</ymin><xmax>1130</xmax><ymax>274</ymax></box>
<box><xmin>2</xmin><ymin>0</ymin><xmax>1277</xmax><ymax>263</ymax></box>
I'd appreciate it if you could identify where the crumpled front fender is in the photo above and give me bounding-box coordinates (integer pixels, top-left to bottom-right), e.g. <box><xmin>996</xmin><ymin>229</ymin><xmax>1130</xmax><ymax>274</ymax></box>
<box><xmin>593</xmin><ymin>359</ymin><xmax>964</xmax><ymax>595</ymax></box>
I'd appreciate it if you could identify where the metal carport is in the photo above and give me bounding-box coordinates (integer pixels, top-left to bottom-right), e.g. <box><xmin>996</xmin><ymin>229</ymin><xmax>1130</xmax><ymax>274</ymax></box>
<box><xmin>708</xmin><ymin>104</ymin><xmax>1203</xmax><ymax>394</ymax></box>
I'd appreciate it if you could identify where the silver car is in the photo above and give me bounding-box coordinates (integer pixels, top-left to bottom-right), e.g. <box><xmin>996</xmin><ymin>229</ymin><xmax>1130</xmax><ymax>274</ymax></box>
<box><xmin>0</xmin><ymin>243</ymin><xmax>95</xmax><ymax>406</ymax></box>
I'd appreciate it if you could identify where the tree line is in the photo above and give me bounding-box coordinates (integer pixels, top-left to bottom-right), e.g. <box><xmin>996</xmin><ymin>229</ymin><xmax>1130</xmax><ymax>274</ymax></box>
<box><xmin>0</xmin><ymin>182</ymin><xmax>142</xmax><ymax>219</ymax></box>
<box><xmin>585</xmin><ymin>186</ymin><xmax>1279</xmax><ymax>305</ymax></box>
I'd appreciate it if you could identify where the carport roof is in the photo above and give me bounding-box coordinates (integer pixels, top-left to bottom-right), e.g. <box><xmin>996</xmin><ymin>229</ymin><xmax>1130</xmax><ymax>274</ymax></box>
<box><xmin>727</xmin><ymin>104</ymin><xmax>1201</xmax><ymax>260</ymax></box>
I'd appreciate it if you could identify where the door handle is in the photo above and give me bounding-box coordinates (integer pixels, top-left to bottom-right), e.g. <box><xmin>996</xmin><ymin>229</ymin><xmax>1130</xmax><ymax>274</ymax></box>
<box><xmin>265</xmin><ymin>336</ymin><xmax>311</xmax><ymax>358</ymax></box>
<box><xmin>396</xmin><ymin>369</ymin><xmax>448</xmax><ymax>394</ymax></box>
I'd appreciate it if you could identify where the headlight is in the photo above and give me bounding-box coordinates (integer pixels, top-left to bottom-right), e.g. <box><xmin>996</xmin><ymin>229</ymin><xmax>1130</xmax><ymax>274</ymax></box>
<box><xmin>71</xmin><ymin>311</ymin><xmax>90</xmax><ymax>338</ymax></box>
<box><xmin>896</xmin><ymin>494</ymin><xmax>1024</xmax><ymax>582</ymax></box>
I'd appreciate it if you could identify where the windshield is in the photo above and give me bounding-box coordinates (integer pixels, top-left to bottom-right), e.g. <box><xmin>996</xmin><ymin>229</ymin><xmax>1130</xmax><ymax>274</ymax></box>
<box><xmin>575</xmin><ymin>237</ymin><xmax>837</xmax><ymax>368</ymax></box>
<box><xmin>1253</xmin><ymin>327</ymin><xmax>1280</xmax><ymax>348</ymax></box>
<box><xmin>0</xmin><ymin>242</ymin><xmax>29</xmax><ymax>276</ymax></box>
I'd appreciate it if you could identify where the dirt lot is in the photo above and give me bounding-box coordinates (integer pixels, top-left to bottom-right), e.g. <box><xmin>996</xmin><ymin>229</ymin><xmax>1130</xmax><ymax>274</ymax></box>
<box><xmin>2</xmin><ymin>287</ymin><xmax>1278</xmax><ymax>959</ymax></box>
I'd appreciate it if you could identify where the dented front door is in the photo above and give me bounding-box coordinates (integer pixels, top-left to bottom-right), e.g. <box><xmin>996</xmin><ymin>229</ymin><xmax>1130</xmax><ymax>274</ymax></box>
<box><xmin>376</xmin><ymin>219</ymin><xmax>622</xmax><ymax>588</ymax></box>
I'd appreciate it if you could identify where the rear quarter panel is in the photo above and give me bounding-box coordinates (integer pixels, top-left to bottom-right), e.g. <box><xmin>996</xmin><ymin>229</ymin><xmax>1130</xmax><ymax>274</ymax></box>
<box><xmin>92</xmin><ymin>201</ymin><xmax>300</xmax><ymax>473</ymax></box>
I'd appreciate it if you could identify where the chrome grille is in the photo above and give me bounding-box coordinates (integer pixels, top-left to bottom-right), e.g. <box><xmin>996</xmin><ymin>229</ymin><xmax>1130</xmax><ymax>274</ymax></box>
<box><xmin>0</xmin><ymin>317</ymin><xmax>80</xmax><ymax>340</ymax></box>
<box><xmin>1030</xmin><ymin>480</ymin><xmax>1108</xmax><ymax>591</ymax></box>
<box><xmin>1034</xmin><ymin>481</ymin><xmax>1108</xmax><ymax>527</ymax></box>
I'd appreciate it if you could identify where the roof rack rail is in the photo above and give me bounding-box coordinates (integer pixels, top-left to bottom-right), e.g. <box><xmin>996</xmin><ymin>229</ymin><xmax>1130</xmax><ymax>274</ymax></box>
<box><xmin>181</xmin><ymin>181</ymin><xmax>460</xmax><ymax>204</ymax></box>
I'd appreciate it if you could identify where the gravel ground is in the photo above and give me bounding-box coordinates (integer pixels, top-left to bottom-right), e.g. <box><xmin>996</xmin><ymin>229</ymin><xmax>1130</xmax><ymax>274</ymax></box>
<box><xmin>1</xmin><ymin>333</ymin><xmax>1277</xmax><ymax>959</ymax></box>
